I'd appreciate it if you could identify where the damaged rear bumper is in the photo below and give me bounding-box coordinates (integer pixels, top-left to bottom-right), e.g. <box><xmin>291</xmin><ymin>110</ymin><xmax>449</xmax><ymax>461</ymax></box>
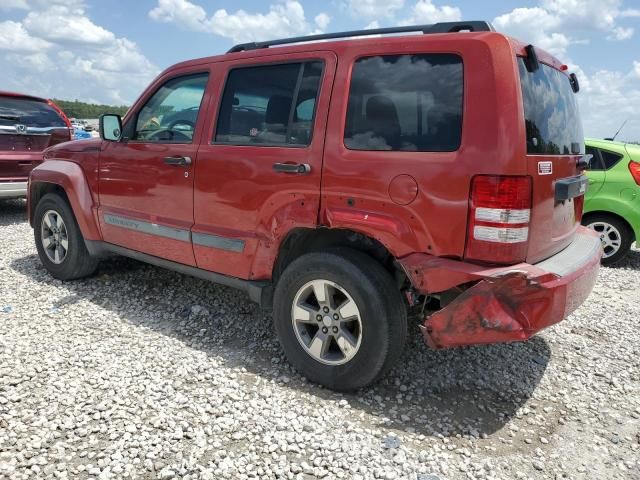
<box><xmin>400</xmin><ymin>227</ymin><xmax>602</xmax><ymax>349</ymax></box>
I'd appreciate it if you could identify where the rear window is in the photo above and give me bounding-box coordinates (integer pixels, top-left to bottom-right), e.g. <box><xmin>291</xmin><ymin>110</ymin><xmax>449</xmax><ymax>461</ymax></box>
<box><xmin>0</xmin><ymin>97</ymin><xmax>66</xmax><ymax>128</ymax></box>
<box><xmin>345</xmin><ymin>54</ymin><xmax>463</xmax><ymax>152</ymax></box>
<box><xmin>518</xmin><ymin>59</ymin><xmax>584</xmax><ymax>155</ymax></box>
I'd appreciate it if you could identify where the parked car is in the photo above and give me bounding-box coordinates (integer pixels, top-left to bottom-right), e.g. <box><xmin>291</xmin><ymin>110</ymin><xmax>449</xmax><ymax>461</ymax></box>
<box><xmin>73</xmin><ymin>127</ymin><xmax>92</xmax><ymax>140</ymax></box>
<box><xmin>1</xmin><ymin>92</ymin><xmax>72</xmax><ymax>199</ymax></box>
<box><xmin>583</xmin><ymin>138</ymin><xmax>640</xmax><ymax>264</ymax></box>
<box><xmin>28</xmin><ymin>21</ymin><xmax>601</xmax><ymax>391</ymax></box>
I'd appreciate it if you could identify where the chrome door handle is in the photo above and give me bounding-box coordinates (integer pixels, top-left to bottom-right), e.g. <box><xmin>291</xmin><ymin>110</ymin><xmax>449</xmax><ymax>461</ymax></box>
<box><xmin>164</xmin><ymin>156</ymin><xmax>192</xmax><ymax>166</ymax></box>
<box><xmin>272</xmin><ymin>162</ymin><xmax>311</xmax><ymax>174</ymax></box>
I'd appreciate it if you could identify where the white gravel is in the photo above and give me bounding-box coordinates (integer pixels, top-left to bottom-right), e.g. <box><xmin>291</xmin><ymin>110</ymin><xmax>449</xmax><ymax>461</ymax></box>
<box><xmin>1</xmin><ymin>198</ymin><xmax>639</xmax><ymax>480</ymax></box>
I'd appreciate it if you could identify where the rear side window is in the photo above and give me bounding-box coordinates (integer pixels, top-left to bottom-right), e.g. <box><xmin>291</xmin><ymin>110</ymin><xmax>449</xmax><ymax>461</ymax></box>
<box><xmin>600</xmin><ymin>149</ymin><xmax>623</xmax><ymax>169</ymax></box>
<box><xmin>586</xmin><ymin>146</ymin><xmax>604</xmax><ymax>170</ymax></box>
<box><xmin>215</xmin><ymin>61</ymin><xmax>323</xmax><ymax>146</ymax></box>
<box><xmin>585</xmin><ymin>146</ymin><xmax>623</xmax><ymax>171</ymax></box>
<box><xmin>518</xmin><ymin>59</ymin><xmax>584</xmax><ymax>155</ymax></box>
<box><xmin>344</xmin><ymin>54</ymin><xmax>463</xmax><ymax>152</ymax></box>
<box><xmin>0</xmin><ymin>97</ymin><xmax>66</xmax><ymax>128</ymax></box>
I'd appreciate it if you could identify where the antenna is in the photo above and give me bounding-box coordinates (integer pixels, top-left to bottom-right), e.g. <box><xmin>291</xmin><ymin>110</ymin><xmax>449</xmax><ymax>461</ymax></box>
<box><xmin>605</xmin><ymin>119</ymin><xmax>628</xmax><ymax>141</ymax></box>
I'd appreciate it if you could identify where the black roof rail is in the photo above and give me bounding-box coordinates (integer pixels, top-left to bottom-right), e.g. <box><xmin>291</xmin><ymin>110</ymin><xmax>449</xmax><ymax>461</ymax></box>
<box><xmin>227</xmin><ymin>20</ymin><xmax>495</xmax><ymax>53</ymax></box>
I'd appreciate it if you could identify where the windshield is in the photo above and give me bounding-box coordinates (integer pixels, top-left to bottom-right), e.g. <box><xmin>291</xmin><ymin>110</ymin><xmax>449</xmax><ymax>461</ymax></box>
<box><xmin>0</xmin><ymin>97</ymin><xmax>67</xmax><ymax>128</ymax></box>
<box><xmin>518</xmin><ymin>58</ymin><xmax>584</xmax><ymax>155</ymax></box>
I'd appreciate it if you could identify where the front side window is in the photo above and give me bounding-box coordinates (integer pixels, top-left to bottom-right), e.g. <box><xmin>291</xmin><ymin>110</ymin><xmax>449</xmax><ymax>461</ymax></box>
<box><xmin>344</xmin><ymin>54</ymin><xmax>463</xmax><ymax>152</ymax></box>
<box><xmin>215</xmin><ymin>61</ymin><xmax>323</xmax><ymax>146</ymax></box>
<box><xmin>518</xmin><ymin>59</ymin><xmax>584</xmax><ymax>155</ymax></box>
<box><xmin>134</xmin><ymin>73</ymin><xmax>209</xmax><ymax>143</ymax></box>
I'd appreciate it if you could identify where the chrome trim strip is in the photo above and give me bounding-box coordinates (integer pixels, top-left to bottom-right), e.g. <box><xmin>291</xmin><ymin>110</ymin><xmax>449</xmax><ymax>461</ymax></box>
<box><xmin>192</xmin><ymin>232</ymin><xmax>245</xmax><ymax>253</ymax></box>
<box><xmin>103</xmin><ymin>214</ymin><xmax>190</xmax><ymax>242</ymax></box>
<box><xmin>0</xmin><ymin>125</ymin><xmax>65</xmax><ymax>134</ymax></box>
<box><xmin>0</xmin><ymin>181</ymin><xmax>27</xmax><ymax>198</ymax></box>
<box><xmin>103</xmin><ymin>213</ymin><xmax>246</xmax><ymax>252</ymax></box>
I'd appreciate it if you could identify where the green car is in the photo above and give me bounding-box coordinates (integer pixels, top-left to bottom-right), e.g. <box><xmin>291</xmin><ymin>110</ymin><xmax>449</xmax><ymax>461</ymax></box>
<box><xmin>583</xmin><ymin>138</ymin><xmax>640</xmax><ymax>264</ymax></box>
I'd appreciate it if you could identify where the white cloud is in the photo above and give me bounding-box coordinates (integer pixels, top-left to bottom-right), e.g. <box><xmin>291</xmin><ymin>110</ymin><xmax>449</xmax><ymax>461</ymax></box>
<box><xmin>149</xmin><ymin>0</ymin><xmax>329</xmax><ymax>43</ymax></box>
<box><xmin>23</xmin><ymin>5</ymin><xmax>116</xmax><ymax>45</ymax></box>
<box><xmin>149</xmin><ymin>0</ymin><xmax>209</xmax><ymax>32</ymax></box>
<box><xmin>403</xmin><ymin>0</ymin><xmax>461</xmax><ymax>24</ymax></box>
<box><xmin>577</xmin><ymin>62</ymin><xmax>640</xmax><ymax>141</ymax></box>
<box><xmin>0</xmin><ymin>20</ymin><xmax>51</xmax><ymax>52</ymax></box>
<box><xmin>0</xmin><ymin>3</ymin><xmax>157</xmax><ymax>105</ymax></box>
<box><xmin>346</xmin><ymin>0</ymin><xmax>404</xmax><ymax>18</ymax></box>
<box><xmin>608</xmin><ymin>26</ymin><xmax>634</xmax><ymax>40</ymax></box>
<box><xmin>494</xmin><ymin>7</ymin><xmax>571</xmax><ymax>57</ymax></box>
<box><xmin>494</xmin><ymin>0</ymin><xmax>635</xmax><ymax>57</ymax></box>
<box><xmin>315</xmin><ymin>13</ymin><xmax>331</xmax><ymax>30</ymax></box>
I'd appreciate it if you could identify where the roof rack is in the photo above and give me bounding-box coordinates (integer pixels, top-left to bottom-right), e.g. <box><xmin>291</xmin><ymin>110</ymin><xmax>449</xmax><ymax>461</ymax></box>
<box><xmin>227</xmin><ymin>20</ymin><xmax>495</xmax><ymax>53</ymax></box>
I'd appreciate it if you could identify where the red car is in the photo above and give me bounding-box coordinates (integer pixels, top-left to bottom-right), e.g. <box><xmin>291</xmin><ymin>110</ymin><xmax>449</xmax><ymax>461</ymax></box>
<box><xmin>28</xmin><ymin>21</ymin><xmax>601</xmax><ymax>391</ymax></box>
<box><xmin>0</xmin><ymin>92</ymin><xmax>72</xmax><ymax>199</ymax></box>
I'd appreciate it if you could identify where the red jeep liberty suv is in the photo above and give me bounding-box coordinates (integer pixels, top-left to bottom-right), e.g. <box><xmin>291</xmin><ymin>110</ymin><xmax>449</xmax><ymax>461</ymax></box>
<box><xmin>28</xmin><ymin>22</ymin><xmax>601</xmax><ymax>391</ymax></box>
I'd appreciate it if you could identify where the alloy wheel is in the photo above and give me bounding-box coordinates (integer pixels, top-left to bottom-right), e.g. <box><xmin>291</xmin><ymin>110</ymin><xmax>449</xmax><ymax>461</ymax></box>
<box><xmin>40</xmin><ymin>209</ymin><xmax>69</xmax><ymax>264</ymax></box>
<box><xmin>291</xmin><ymin>279</ymin><xmax>363</xmax><ymax>365</ymax></box>
<box><xmin>587</xmin><ymin>221</ymin><xmax>622</xmax><ymax>259</ymax></box>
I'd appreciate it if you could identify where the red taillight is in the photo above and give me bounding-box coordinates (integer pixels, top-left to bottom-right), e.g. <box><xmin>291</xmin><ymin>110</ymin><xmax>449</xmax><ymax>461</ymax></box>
<box><xmin>629</xmin><ymin>162</ymin><xmax>640</xmax><ymax>186</ymax></box>
<box><xmin>465</xmin><ymin>175</ymin><xmax>532</xmax><ymax>264</ymax></box>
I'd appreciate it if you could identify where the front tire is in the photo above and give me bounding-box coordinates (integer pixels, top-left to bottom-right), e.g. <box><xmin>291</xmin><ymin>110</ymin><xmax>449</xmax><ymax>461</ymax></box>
<box><xmin>273</xmin><ymin>249</ymin><xmax>407</xmax><ymax>391</ymax></box>
<box><xmin>34</xmin><ymin>193</ymin><xmax>98</xmax><ymax>280</ymax></box>
<box><xmin>583</xmin><ymin>214</ymin><xmax>633</xmax><ymax>266</ymax></box>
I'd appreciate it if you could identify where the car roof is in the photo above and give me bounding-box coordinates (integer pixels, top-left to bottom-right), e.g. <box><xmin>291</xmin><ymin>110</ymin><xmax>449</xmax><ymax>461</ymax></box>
<box><xmin>0</xmin><ymin>90</ymin><xmax>48</xmax><ymax>103</ymax></box>
<box><xmin>165</xmin><ymin>30</ymin><xmax>564</xmax><ymax>75</ymax></box>
<box><xmin>585</xmin><ymin>138</ymin><xmax>630</xmax><ymax>149</ymax></box>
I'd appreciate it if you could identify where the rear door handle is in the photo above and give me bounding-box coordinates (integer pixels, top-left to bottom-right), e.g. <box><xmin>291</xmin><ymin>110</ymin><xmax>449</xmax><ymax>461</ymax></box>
<box><xmin>272</xmin><ymin>162</ymin><xmax>311</xmax><ymax>174</ymax></box>
<box><xmin>164</xmin><ymin>156</ymin><xmax>192</xmax><ymax>166</ymax></box>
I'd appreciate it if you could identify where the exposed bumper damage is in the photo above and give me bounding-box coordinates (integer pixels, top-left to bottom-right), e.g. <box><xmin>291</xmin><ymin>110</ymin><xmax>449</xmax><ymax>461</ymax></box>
<box><xmin>400</xmin><ymin>227</ymin><xmax>602</xmax><ymax>349</ymax></box>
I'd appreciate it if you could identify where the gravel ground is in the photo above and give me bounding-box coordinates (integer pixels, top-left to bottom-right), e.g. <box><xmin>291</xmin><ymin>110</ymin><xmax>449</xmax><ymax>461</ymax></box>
<box><xmin>1</xmin><ymin>198</ymin><xmax>639</xmax><ymax>480</ymax></box>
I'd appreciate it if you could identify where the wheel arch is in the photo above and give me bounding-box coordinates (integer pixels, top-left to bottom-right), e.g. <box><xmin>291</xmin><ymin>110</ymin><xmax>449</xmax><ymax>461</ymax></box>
<box><xmin>271</xmin><ymin>227</ymin><xmax>408</xmax><ymax>287</ymax></box>
<box><xmin>582</xmin><ymin>210</ymin><xmax>637</xmax><ymax>243</ymax></box>
<box><xmin>28</xmin><ymin>160</ymin><xmax>101</xmax><ymax>241</ymax></box>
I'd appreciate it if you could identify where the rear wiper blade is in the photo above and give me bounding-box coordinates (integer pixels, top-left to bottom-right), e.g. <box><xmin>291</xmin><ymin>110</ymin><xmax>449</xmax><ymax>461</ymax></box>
<box><xmin>0</xmin><ymin>114</ymin><xmax>20</xmax><ymax>122</ymax></box>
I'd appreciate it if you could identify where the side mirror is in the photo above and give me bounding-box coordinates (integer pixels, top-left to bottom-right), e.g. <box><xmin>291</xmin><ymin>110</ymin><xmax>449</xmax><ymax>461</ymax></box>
<box><xmin>99</xmin><ymin>114</ymin><xmax>122</xmax><ymax>142</ymax></box>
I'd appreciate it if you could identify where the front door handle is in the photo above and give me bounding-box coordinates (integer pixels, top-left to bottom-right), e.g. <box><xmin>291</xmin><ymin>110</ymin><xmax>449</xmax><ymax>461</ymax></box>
<box><xmin>164</xmin><ymin>156</ymin><xmax>192</xmax><ymax>166</ymax></box>
<box><xmin>272</xmin><ymin>162</ymin><xmax>311</xmax><ymax>174</ymax></box>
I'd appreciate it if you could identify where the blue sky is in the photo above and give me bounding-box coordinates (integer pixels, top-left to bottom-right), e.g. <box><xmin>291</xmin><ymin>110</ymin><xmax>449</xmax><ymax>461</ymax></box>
<box><xmin>1</xmin><ymin>0</ymin><xmax>639</xmax><ymax>140</ymax></box>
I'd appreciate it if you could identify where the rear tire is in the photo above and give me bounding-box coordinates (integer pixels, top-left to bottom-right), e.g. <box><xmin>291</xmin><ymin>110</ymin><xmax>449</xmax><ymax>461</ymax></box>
<box><xmin>34</xmin><ymin>193</ymin><xmax>98</xmax><ymax>280</ymax></box>
<box><xmin>273</xmin><ymin>248</ymin><xmax>407</xmax><ymax>391</ymax></box>
<box><xmin>583</xmin><ymin>213</ymin><xmax>633</xmax><ymax>266</ymax></box>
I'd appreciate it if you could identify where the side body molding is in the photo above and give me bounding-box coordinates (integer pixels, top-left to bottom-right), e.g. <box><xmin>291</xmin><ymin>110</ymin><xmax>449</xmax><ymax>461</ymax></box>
<box><xmin>28</xmin><ymin>160</ymin><xmax>102</xmax><ymax>241</ymax></box>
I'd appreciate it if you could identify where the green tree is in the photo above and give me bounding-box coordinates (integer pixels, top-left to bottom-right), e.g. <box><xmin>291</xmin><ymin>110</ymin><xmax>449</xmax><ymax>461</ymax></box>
<box><xmin>52</xmin><ymin>99</ymin><xmax>129</xmax><ymax>119</ymax></box>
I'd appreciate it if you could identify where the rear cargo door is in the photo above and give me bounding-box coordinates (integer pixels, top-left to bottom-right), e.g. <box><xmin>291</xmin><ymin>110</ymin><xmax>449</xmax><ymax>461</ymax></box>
<box><xmin>517</xmin><ymin>58</ymin><xmax>587</xmax><ymax>264</ymax></box>
<box><xmin>0</xmin><ymin>95</ymin><xmax>70</xmax><ymax>180</ymax></box>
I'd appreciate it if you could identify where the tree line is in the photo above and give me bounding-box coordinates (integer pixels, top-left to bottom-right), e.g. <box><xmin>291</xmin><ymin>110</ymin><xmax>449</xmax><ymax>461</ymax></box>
<box><xmin>52</xmin><ymin>99</ymin><xmax>129</xmax><ymax>119</ymax></box>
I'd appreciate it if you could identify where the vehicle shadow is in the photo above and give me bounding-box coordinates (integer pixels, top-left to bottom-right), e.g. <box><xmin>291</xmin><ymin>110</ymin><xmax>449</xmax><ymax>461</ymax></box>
<box><xmin>0</xmin><ymin>199</ymin><xmax>27</xmax><ymax>226</ymax></box>
<box><xmin>10</xmin><ymin>253</ymin><xmax>551</xmax><ymax>438</ymax></box>
<box><xmin>612</xmin><ymin>244</ymin><xmax>640</xmax><ymax>269</ymax></box>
